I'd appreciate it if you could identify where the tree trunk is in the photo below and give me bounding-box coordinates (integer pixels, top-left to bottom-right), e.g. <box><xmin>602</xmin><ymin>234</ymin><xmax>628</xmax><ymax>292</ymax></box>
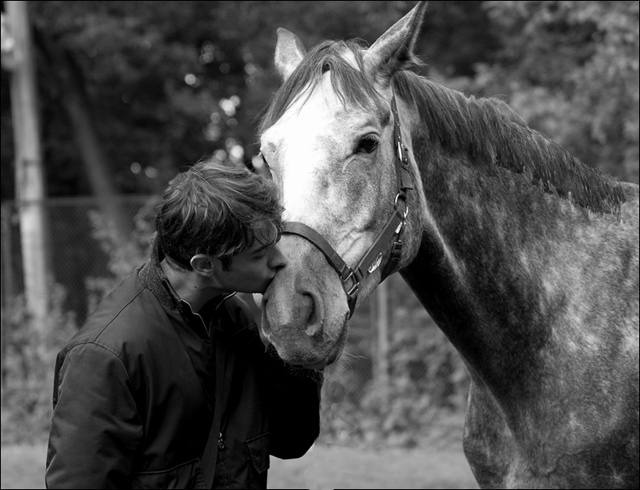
<box><xmin>55</xmin><ymin>47</ymin><xmax>134</xmax><ymax>242</ymax></box>
<box><xmin>33</xmin><ymin>24</ymin><xmax>133</xmax><ymax>243</ymax></box>
<box><xmin>6</xmin><ymin>1</ymin><xmax>50</xmax><ymax>328</ymax></box>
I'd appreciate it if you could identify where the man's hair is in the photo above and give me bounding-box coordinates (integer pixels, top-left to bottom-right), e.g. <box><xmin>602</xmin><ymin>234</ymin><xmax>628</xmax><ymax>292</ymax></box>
<box><xmin>156</xmin><ymin>159</ymin><xmax>283</xmax><ymax>270</ymax></box>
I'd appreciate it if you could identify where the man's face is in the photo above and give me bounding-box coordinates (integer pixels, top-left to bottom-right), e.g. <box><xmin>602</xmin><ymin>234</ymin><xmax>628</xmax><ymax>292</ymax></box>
<box><xmin>216</xmin><ymin>226</ymin><xmax>286</xmax><ymax>294</ymax></box>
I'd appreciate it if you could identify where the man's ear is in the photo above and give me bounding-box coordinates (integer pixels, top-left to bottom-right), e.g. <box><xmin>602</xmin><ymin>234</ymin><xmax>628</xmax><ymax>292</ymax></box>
<box><xmin>190</xmin><ymin>254</ymin><xmax>219</xmax><ymax>276</ymax></box>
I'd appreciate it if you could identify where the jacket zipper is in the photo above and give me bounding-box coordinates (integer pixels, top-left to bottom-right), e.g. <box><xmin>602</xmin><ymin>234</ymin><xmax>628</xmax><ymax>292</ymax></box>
<box><xmin>180</xmin><ymin>291</ymin><xmax>237</xmax><ymax>337</ymax></box>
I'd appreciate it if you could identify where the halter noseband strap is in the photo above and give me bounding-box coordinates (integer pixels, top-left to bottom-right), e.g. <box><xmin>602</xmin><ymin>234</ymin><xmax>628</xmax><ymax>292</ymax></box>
<box><xmin>282</xmin><ymin>96</ymin><xmax>413</xmax><ymax>318</ymax></box>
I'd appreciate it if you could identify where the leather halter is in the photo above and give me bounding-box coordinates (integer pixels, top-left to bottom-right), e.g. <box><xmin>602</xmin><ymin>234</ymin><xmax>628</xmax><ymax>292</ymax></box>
<box><xmin>282</xmin><ymin>96</ymin><xmax>413</xmax><ymax>317</ymax></box>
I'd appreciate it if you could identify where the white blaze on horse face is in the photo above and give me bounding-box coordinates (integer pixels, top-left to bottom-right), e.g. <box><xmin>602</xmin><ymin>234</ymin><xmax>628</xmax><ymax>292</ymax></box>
<box><xmin>261</xmin><ymin>73</ymin><xmax>392</xmax><ymax>265</ymax></box>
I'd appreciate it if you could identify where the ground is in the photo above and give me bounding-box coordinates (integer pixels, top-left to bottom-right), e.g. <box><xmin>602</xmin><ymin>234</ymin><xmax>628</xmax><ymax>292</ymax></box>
<box><xmin>1</xmin><ymin>442</ymin><xmax>478</xmax><ymax>489</ymax></box>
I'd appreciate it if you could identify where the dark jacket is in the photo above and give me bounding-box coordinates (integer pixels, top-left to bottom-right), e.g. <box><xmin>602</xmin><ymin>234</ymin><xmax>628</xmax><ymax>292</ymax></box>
<box><xmin>45</xmin><ymin>244</ymin><xmax>322</xmax><ymax>489</ymax></box>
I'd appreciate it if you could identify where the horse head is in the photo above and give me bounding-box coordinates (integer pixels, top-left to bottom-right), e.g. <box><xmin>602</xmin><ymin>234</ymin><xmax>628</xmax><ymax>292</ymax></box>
<box><xmin>258</xmin><ymin>2</ymin><xmax>428</xmax><ymax>368</ymax></box>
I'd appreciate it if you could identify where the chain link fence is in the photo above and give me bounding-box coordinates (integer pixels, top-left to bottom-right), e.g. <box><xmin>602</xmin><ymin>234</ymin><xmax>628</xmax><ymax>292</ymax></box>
<box><xmin>1</xmin><ymin>195</ymin><xmax>159</xmax><ymax>325</ymax></box>
<box><xmin>1</xmin><ymin>195</ymin><xmax>387</xmax><ymax>441</ymax></box>
<box><xmin>1</xmin><ymin>195</ymin><xmax>467</xmax><ymax>447</ymax></box>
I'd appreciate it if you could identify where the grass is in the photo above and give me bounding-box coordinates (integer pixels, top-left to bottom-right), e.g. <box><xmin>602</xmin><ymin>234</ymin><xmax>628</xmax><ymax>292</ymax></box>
<box><xmin>1</xmin><ymin>444</ymin><xmax>47</xmax><ymax>490</ymax></box>
<box><xmin>270</xmin><ymin>443</ymin><xmax>478</xmax><ymax>489</ymax></box>
<box><xmin>1</xmin><ymin>442</ymin><xmax>478</xmax><ymax>489</ymax></box>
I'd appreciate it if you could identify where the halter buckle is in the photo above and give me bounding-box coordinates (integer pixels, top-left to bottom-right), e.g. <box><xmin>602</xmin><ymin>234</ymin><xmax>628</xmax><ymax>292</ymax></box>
<box><xmin>342</xmin><ymin>268</ymin><xmax>360</xmax><ymax>296</ymax></box>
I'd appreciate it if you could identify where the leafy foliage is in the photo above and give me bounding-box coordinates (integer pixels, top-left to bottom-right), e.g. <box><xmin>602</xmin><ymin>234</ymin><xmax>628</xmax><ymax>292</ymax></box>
<box><xmin>2</xmin><ymin>1</ymin><xmax>636</xmax><ymax>198</ymax></box>
<box><xmin>85</xmin><ymin>196</ymin><xmax>159</xmax><ymax>311</ymax></box>
<box><xmin>1</xmin><ymin>285</ymin><xmax>77</xmax><ymax>444</ymax></box>
<box><xmin>448</xmin><ymin>1</ymin><xmax>639</xmax><ymax>183</ymax></box>
<box><xmin>1</xmin><ymin>1</ymin><xmax>500</xmax><ymax>199</ymax></box>
<box><xmin>2</xmin><ymin>0</ymin><xmax>637</xmax><ymax>447</ymax></box>
<box><xmin>319</xmin><ymin>275</ymin><xmax>469</xmax><ymax>448</ymax></box>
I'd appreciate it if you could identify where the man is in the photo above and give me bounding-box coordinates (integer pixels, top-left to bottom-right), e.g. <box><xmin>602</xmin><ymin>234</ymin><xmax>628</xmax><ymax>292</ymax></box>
<box><xmin>45</xmin><ymin>160</ymin><xmax>323</xmax><ymax>489</ymax></box>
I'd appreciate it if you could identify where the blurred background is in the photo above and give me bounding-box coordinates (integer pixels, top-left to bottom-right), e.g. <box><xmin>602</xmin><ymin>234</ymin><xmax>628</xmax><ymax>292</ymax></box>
<box><xmin>1</xmin><ymin>1</ymin><xmax>638</xmax><ymax>488</ymax></box>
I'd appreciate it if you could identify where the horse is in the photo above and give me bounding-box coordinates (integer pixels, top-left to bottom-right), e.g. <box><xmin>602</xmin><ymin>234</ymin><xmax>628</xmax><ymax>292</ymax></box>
<box><xmin>256</xmin><ymin>2</ymin><xmax>639</xmax><ymax>487</ymax></box>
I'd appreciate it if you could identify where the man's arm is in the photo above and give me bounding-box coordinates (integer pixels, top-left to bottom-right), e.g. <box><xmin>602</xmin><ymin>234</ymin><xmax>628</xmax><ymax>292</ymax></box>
<box><xmin>46</xmin><ymin>343</ymin><xmax>143</xmax><ymax>489</ymax></box>
<box><xmin>231</xmin><ymin>294</ymin><xmax>323</xmax><ymax>459</ymax></box>
<box><xmin>264</xmin><ymin>346</ymin><xmax>323</xmax><ymax>459</ymax></box>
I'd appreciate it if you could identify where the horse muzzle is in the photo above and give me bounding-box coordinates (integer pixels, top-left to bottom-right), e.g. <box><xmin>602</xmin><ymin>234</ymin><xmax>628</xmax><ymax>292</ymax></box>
<box><xmin>259</xmin><ymin>234</ymin><xmax>350</xmax><ymax>368</ymax></box>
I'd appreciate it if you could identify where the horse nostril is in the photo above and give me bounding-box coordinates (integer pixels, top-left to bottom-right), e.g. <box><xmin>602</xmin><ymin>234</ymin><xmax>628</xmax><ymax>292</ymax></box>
<box><xmin>302</xmin><ymin>293</ymin><xmax>322</xmax><ymax>338</ymax></box>
<box><xmin>302</xmin><ymin>293</ymin><xmax>315</xmax><ymax>319</ymax></box>
<box><xmin>260</xmin><ymin>297</ymin><xmax>272</xmax><ymax>336</ymax></box>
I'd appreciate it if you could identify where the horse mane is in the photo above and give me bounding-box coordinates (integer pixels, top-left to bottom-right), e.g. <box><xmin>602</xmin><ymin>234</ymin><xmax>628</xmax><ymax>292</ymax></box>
<box><xmin>393</xmin><ymin>72</ymin><xmax>626</xmax><ymax>214</ymax></box>
<box><xmin>259</xmin><ymin>39</ymin><xmax>626</xmax><ymax>215</ymax></box>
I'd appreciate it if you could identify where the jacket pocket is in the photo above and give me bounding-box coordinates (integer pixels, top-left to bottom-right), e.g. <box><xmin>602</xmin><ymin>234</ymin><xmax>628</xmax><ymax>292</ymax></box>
<box><xmin>245</xmin><ymin>432</ymin><xmax>270</xmax><ymax>488</ymax></box>
<box><xmin>131</xmin><ymin>458</ymin><xmax>206</xmax><ymax>489</ymax></box>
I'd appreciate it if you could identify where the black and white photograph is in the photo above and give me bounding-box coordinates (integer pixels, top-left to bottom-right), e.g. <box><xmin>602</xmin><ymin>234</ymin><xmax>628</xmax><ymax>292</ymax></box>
<box><xmin>1</xmin><ymin>1</ymin><xmax>638</xmax><ymax>488</ymax></box>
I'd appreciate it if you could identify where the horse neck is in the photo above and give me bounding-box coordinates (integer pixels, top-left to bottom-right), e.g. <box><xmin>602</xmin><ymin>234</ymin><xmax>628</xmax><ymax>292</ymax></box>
<box><xmin>400</xmin><ymin>141</ymin><xmax>619</xmax><ymax>397</ymax></box>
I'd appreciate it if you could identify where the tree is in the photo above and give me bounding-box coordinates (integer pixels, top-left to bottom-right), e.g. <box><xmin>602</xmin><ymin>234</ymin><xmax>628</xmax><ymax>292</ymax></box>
<box><xmin>3</xmin><ymin>2</ymin><xmax>50</xmax><ymax>326</ymax></box>
<box><xmin>2</xmin><ymin>1</ymin><xmax>500</xmax><ymax>201</ymax></box>
<box><xmin>452</xmin><ymin>1</ymin><xmax>639</xmax><ymax>183</ymax></box>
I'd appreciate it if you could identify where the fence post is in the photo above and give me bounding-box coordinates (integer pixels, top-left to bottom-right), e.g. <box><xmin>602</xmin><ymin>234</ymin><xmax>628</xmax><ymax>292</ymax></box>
<box><xmin>376</xmin><ymin>280</ymin><xmax>390</xmax><ymax>403</ymax></box>
<box><xmin>1</xmin><ymin>204</ymin><xmax>15</xmax><ymax>309</ymax></box>
<box><xmin>1</xmin><ymin>204</ymin><xmax>14</xmax><ymax>394</ymax></box>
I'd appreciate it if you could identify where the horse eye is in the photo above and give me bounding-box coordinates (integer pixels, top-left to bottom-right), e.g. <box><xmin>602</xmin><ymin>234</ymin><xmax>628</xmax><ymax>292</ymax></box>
<box><xmin>356</xmin><ymin>136</ymin><xmax>379</xmax><ymax>154</ymax></box>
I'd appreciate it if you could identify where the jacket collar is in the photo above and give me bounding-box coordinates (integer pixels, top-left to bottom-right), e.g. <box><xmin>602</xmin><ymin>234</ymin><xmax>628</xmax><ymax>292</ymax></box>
<box><xmin>138</xmin><ymin>233</ymin><xmax>182</xmax><ymax>310</ymax></box>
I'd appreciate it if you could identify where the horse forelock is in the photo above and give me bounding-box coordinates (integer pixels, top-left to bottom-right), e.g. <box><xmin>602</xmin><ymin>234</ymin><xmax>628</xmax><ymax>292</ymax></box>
<box><xmin>259</xmin><ymin>39</ymin><xmax>385</xmax><ymax>135</ymax></box>
<box><xmin>392</xmin><ymin>72</ymin><xmax>626</xmax><ymax>215</ymax></box>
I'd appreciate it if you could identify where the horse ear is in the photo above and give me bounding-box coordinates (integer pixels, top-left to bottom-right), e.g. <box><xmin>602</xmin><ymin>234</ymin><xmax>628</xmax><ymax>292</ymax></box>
<box><xmin>364</xmin><ymin>1</ymin><xmax>427</xmax><ymax>81</ymax></box>
<box><xmin>275</xmin><ymin>28</ymin><xmax>306</xmax><ymax>82</ymax></box>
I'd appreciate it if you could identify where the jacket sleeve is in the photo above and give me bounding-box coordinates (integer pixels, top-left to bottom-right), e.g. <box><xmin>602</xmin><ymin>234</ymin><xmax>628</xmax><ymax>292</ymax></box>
<box><xmin>227</xmin><ymin>295</ymin><xmax>323</xmax><ymax>459</ymax></box>
<box><xmin>263</xmin><ymin>346</ymin><xmax>323</xmax><ymax>459</ymax></box>
<box><xmin>45</xmin><ymin>342</ymin><xmax>143</xmax><ymax>489</ymax></box>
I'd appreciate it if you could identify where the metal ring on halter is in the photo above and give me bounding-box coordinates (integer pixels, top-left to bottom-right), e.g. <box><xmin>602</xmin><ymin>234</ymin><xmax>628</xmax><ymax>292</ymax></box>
<box><xmin>394</xmin><ymin>193</ymin><xmax>409</xmax><ymax>220</ymax></box>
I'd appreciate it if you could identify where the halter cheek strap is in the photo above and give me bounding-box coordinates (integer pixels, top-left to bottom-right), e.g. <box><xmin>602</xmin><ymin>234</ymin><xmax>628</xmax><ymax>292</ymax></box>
<box><xmin>282</xmin><ymin>96</ymin><xmax>413</xmax><ymax>317</ymax></box>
